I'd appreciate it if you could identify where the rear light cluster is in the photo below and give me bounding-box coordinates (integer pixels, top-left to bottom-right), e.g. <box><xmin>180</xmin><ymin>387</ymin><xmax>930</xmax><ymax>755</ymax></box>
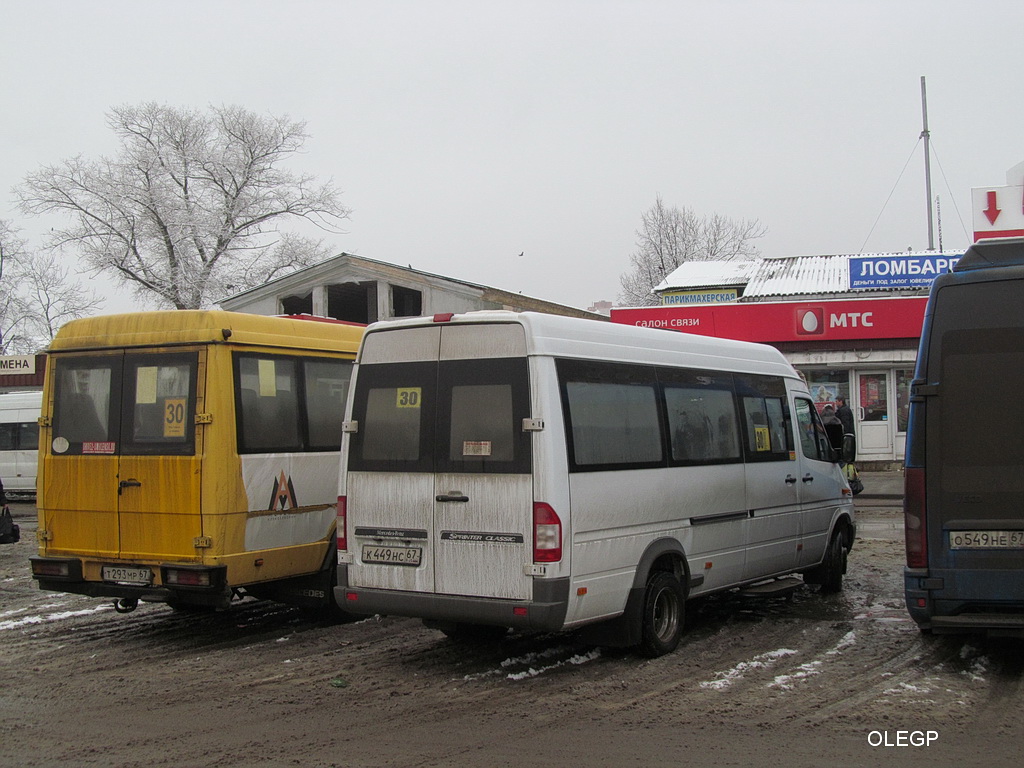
<box><xmin>533</xmin><ymin>502</ymin><xmax>562</xmax><ymax>563</ymax></box>
<box><xmin>337</xmin><ymin>496</ymin><xmax>348</xmax><ymax>551</ymax></box>
<box><xmin>163</xmin><ymin>568</ymin><xmax>213</xmax><ymax>587</ymax></box>
<box><xmin>904</xmin><ymin>467</ymin><xmax>928</xmax><ymax>568</ymax></box>
<box><xmin>31</xmin><ymin>559</ymin><xmax>73</xmax><ymax>578</ymax></box>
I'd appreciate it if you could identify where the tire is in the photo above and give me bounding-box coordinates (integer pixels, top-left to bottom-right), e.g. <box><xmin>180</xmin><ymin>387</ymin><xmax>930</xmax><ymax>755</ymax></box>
<box><xmin>637</xmin><ymin>571</ymin><xmax>686</xmax><ymax>658</ymax></box>
<box><xmin>818</xmin><ymin>528</ymin><xmax>847</xmax><ymax>594</ymax></box>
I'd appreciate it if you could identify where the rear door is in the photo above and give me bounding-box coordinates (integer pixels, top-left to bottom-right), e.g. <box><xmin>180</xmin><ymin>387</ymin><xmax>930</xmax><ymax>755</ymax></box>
<box><xmin>926</xmin><ymin>279</ymin><xmax>1024</xmax><ymax>581</ymax></box>
<box><xmin>116</xmin><ymin>352</ymin><xmax>202</xmax><ymax>560</ymax></box>
<box><xmin>45</xmin><ymin>351</ymin><xmax>202</xmax><ymax>562</ymax></box>
<box><xmin>348</xmin><ymin>322</ymin><xmax>533</xmax><ymax>600</ymax></box>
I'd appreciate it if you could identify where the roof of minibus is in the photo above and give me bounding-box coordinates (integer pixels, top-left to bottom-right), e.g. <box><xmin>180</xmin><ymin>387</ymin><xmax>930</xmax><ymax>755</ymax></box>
<box><xmin>48</xmin><ymin>310</ymin><xmax>364</xmax><ymax>353</ymax></box>
<box><xmin>363</xmin><ymin>311</ymin><xmax>798</xmax><ymax>379</ymax></box>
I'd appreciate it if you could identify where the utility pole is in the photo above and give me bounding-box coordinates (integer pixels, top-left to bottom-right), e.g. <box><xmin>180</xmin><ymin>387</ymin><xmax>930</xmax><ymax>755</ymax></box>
<box><xmin>920</xmin><ymin>76</ymin><xmax>935</xmax><ymax>250</ymax></box>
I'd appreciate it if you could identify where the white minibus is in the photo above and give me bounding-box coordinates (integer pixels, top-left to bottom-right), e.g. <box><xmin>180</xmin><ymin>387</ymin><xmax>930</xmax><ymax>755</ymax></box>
<box><xmin>336</xmin><ymin>311</ymin><xmax>855</xmax><ymax>656</ymax></box>
<box><xmin>0</xmin><ymin>390</ymin><xmax>42</xmax><ymax>498</ymax></box>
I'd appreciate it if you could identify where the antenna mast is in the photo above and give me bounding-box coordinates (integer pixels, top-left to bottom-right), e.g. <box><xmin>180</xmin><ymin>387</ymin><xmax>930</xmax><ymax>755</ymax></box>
<box><xmin>920</xmin><ymin>76</ymin><xmax>935</xmax><ymax>250</ymax></box>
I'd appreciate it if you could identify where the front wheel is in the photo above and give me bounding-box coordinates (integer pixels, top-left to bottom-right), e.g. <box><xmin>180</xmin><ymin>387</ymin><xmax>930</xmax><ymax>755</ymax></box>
<box><xmin>818</xmin><ymin>528</ymin><xmax>848</xmax><ymax>594</ymax></box>
<box><xmin>637</xmin><ymin>572</ymin><xmax>686</xmax><ymax>658</ymax></box>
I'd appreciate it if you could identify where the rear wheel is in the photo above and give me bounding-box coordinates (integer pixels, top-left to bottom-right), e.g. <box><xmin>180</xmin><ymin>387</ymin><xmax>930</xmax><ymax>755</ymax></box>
<box><xmin>637</xmin><ymin>571</ymin><xmax>686</xmax><ymax>658</ymax></box>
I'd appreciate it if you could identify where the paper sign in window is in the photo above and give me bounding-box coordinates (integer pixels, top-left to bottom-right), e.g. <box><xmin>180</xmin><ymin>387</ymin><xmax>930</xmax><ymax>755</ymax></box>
<box><xmin>463</xmin><ymin>441</ymin><xmax>492</xmax><ymax>456</ymax></box>
<box><xmin>754</xmin><ymin>426</ymin><xmax>771</xmax><ymax>451</ymax></box>
<box><xmin>396</xmin><ymin>387</ymin><xmax>421</xmax><ymax>408</ymax></box>
<box><xmin>136</xmin><ymin>367</ymin><xmax>158</xmax><ymax>404</ymax></box>
<box><xmin>163</xmin><ymin>398</ymin><xmax>187</xmax><ymax>438</ymax></box>
<box><xmin>258</xmin><ymin>359</ymin><xmax>277</xmax><ymax>397</ymax></box>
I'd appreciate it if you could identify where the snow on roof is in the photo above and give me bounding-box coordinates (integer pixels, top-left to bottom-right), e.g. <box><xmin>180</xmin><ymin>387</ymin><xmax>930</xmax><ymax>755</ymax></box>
<box><xmin>743</xmin><ymin>254</ymin><xmax>850</xmax><ymax>298</ymax></box>
<box><xmin>655</xmin><ymin>252</ymin><xmax>953</xmax><ymax>300</ymax></box>
<box><xmin>654</xmin><ymin>260</ymin><xmax>758</xmax><ymax>292</ymax></box>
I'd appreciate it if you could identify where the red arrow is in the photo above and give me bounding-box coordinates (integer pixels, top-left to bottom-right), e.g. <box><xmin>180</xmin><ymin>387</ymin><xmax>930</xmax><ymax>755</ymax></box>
<box><xmin>984</xmin><ymin>190</ymin><xmax>1002</xmax><ymax>225</ymax></box>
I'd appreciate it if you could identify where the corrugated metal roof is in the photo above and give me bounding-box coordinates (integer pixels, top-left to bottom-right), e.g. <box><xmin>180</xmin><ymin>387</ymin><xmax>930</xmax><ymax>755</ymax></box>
<box><xmin>743</xmin><ymin>254</ymin><xmax>850</xmax><ymax>298</ymax></box>
<box><xmin>654</xmin><ymin>260</ymin><xmax>758</xmax><ymax>292</ymax></box>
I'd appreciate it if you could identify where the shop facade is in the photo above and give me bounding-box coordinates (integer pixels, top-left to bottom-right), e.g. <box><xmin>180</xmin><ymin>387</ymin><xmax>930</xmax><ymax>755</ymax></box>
<box><xmin>611</xmin><ymin>252</ymin><xmax>962</xmax><ymax>467</ymax></box>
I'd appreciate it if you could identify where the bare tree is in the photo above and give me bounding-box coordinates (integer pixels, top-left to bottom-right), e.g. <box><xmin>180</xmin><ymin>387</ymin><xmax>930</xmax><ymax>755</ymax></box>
<box><xmin>618</xmin><ymin>197</ymin><xmax>766</xmax><ymax>306</ymax></box>
<box><xmin>0</xmin><ymin>219</ymin><xmax>100</xmax><ymax>353</ymax></box>
<box><xmin>16</xmin><ymin>103</ymin><xmax>351</xmax><ymax>310</ymax></box>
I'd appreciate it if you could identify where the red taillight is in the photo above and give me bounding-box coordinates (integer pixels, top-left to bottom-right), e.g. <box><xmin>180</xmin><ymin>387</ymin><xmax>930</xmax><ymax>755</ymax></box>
<box><xmin>337</xmin><ymin>496</ymin><xmax>348</xmax><ymax>552</ymax></box>
<box><xmin>533</xmin><ymin>502</ymin><xmax>562</xmax><ymax>563</ymax></box>
<box><xmin>904</xmin><ymin>467</ymin><xmax>927</xmax><ymax>568</ymax></box>
<box><xmin>164</xmin><ymin>568</ymin><xmax>211</xmax><ymax>587</ymax></box>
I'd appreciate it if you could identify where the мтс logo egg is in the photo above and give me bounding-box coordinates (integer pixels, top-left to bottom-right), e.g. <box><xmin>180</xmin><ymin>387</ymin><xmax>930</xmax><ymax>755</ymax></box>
<box><xmin>796</xmin><ymin>308</ymin><xmax>824</xmax><ymax>335</ymax></box>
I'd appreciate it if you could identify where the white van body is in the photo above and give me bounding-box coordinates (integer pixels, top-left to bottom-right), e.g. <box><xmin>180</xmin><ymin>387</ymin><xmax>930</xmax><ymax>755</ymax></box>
<box><xmin>0</xmin><ymin>390</ymin><xmax>42</xmax><ymax>497</ymax></box>
<box><xmin>335</xmin><ymin>312</ymin><xmax>855</xmax><ymax>655</ymax></box>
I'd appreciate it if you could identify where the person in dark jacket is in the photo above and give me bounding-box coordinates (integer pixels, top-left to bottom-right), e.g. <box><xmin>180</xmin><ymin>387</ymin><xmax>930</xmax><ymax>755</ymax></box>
<box><xmin>835</xmin><ymin>396</ymin><xmax>855</xmax><ymax>435</ymax></box>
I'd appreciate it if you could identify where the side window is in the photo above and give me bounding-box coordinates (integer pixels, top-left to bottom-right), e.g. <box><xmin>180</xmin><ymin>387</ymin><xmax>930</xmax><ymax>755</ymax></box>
<box><xmin>662</xmin><ymin>369</ymin><xmax>741</xmax><ymax>465</ymax></box>
<box><xmin>18</xmin><ymin>422</ymin><xmax>39</xmax><ymax>451</ymax></box>
<box><xmin>795</xmin><ymin>398</ymin><xmax>834</xmax><ymax>462</ymax></box>
<box><xmin>736</xmin><ymin>374</ymin><xmax>792</xmax><ymax>462</ymax></box>
<box><xmin>0</xmin><ymin>424</ymin><xmax>15</xmax><ymax>450</ymax></box>
<box><xmin>236</xmin><ymin>355</ymin><xmax>302</xmax><ymax>453</ymax></box>
<box><xmin>304</xmin><ymin>359</ymin><xmax>353</xmax><ymax>450</ymax></box>
<box><xmin>558</xmin><ymin>359</ymin><xmax>663</xmax><ymax>471</ymax></box>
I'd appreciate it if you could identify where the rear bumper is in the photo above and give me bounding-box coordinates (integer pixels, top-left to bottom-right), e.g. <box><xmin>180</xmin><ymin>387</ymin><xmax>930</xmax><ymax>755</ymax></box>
<box><xmin>30</xmin><ymin>556</ymin><xmax>231</xmax><ymax>608</ymax></box>
<box><xmin>335</xmin><ymin>570</ymin><xmax>570</xmax><ymax>632</ymax></box>
<box><xmin>905</xmin><ymin>566</ymin><xmax>1024</xmax><ymax>636</ymax></box>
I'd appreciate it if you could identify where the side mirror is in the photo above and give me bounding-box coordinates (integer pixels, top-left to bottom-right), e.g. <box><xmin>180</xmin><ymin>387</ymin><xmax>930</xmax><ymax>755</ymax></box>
<box><xmin>841</xmin><ymin>433</ymin><xmax>856</xmax><ymax>464</ymax></box>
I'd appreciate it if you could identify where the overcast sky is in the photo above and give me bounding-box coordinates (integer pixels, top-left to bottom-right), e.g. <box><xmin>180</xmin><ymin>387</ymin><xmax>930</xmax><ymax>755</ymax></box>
<box><xmin>3</xmin><ymin>0</ymin><xmax>1023</xmax><ymax>313</ymax></box>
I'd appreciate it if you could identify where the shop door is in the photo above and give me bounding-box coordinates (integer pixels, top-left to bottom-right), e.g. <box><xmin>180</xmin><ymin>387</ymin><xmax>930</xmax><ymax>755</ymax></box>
<box><xmin>856</xmin><ymin>371</ymin><xmax>892</xmax><ymax>457</ymax></box>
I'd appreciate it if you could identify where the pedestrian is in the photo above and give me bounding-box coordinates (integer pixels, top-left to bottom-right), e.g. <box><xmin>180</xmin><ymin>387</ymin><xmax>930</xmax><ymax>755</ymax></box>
<box><xmin>835</xmin><ymin>395</ymin><xmax>855</xmax><ymax>435</ymax></box>
<box><xmin>820</xmin><ymin>405</ymin><xmax>843</xmax><ymax>451</ymax></box>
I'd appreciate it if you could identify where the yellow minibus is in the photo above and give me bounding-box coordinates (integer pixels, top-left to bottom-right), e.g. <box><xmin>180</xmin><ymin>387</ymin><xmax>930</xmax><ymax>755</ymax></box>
<box><xmin>30</xmin><ymin>310</ymin><xmax>363</xmax><ymax>614</ymax></box>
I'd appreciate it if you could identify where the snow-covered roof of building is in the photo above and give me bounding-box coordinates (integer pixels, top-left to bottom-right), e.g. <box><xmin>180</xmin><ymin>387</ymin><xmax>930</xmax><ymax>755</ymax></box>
<box><xmin>654</xmin><ymin>251</ymin><xmax>962</xmax><ymax>301</ymax></box>
<box><xmin>743</xmin><ymin>254</ymin><xmax>851</xmax><ymax>298</ymax></box>
<box><xmin>654</xmin><ymin>260</ymin><xmax>758</xmax><ymax>292</ymax></box>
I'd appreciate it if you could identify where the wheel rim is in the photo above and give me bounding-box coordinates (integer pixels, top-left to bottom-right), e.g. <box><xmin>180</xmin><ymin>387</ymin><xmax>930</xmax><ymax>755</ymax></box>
<box><xmin>652</xmin><ymin>586</ymin><xmax>681</xmax><ymax>641</ymax></box>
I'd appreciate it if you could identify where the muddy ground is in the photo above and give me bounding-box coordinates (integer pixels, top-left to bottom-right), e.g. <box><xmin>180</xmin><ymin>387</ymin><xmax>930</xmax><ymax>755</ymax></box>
<box><xmin>2</xmin><ymin>500</ymin><xmax>1022</xmax><ymax>768</ymax></box>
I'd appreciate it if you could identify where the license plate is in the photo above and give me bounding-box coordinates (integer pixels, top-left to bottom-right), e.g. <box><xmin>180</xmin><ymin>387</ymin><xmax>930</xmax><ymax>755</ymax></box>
<box><xmin>361</xmin><ymin>545</ymin><xmax>422</xmax><ymax>566</ymax></box>
<box><xmin>949</xmin><ymin>530</ymin><xmax>1024</xmax><ymax>549</ymax></box>
<box><xmin>102</xmin><ymin>566</ymin><xmax>153</xmax><ymax>585</ymax></box>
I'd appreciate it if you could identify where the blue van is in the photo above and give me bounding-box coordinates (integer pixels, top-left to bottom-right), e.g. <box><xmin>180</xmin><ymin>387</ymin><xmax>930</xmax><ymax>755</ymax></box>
<box><xmin>904</xmin><ymin>237</ymin><xmax>1024</xmax><ymax>636</ymax></box>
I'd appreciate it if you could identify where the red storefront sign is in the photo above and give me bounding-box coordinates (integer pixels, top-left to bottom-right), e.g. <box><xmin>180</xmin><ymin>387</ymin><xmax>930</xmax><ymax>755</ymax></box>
<box><xmin>610</xmin><ymin>297</ymin><xmax>928</xmax><ymax>343</ymax></box>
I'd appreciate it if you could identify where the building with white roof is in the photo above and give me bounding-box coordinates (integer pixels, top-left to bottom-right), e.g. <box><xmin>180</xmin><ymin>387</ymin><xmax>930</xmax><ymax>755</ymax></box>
<box><xmin>613</xmin><ymin>250</ymin><xmax>964</xmax><ymax>465</ymax></box>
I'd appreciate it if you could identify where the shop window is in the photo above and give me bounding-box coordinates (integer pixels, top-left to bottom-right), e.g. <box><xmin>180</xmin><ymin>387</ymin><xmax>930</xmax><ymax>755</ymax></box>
<box><xmin>804</xmin><ymin>369</ymin><xmax>850</xmax><ymax>414</ymax></box>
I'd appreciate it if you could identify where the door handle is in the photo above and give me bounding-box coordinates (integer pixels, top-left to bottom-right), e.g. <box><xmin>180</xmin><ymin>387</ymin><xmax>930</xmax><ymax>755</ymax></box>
<box><xmin>785</xmin><ymin>475</ymin><xmax>797</xmax><ymax>485</ymax></box>
<box><xmin>802</xmin><ymin>474</ymin><xmax>814</xmax><ymax>483</ymax></box>
<box><xmin>118</xmin><ymin>479</ymin><xmax>142</xmax><ymax>495</ymax></box>
<box><xmin>436</xmin><ymin>493</ymin><xmax>469</xmax><ymax>503</ymax></box>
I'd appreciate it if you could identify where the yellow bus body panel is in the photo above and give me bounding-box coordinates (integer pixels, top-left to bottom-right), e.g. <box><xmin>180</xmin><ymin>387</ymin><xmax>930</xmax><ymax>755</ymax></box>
<box><xmin>37</xmin><ymin>310</ymin><xmax>362</xmax><ymax>599</ymax></box>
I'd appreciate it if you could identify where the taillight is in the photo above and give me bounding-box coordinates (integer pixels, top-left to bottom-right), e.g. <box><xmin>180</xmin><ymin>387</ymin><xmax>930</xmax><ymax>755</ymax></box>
<box><xmin>533</xmin><ymin>502</ymin><xmax>562</xmax><ymax>563</ymax></box>
<box><xmin>904</xmin><ymin>467</ymin><xmax>927</xmax><ymax>568</ymax></box>
<box><xmin>337</xmin><ymin>495</ymin><xmax>348</xmax><ymax>552</ymax></box>
<box><xmin>164</xmin><ymin>568</ymin><xmax>212</xmax><ymax>587</ymax></box>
